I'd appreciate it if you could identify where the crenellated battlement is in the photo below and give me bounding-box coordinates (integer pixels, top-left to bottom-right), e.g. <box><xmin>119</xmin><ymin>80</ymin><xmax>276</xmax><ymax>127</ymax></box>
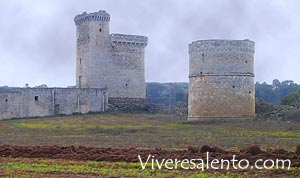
<box><xmin>110</xmin><ymin>34</ymin><xmax>148</xmax><ymax>47</ymax></box>
<box><xmin>189</xmin><ymin>39</ymin><xmax>255</xmax><ymax>54</ymax></box>
<box><xmin>74</xmin><ymin>10</ymin><xmax>110</xmax><ymax>25</ymax></box>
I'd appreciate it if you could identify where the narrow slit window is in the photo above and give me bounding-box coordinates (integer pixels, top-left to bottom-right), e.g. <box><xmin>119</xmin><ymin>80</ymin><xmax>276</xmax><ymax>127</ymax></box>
<box><xmin>79</xmin><ymin>76</ymin><xmax>82</xmax><ymax>88</ymax></box>
<box><xmin>34</xmin><ymin>96</ymin><xmax>39</xmax><ymax>101</ymax></box>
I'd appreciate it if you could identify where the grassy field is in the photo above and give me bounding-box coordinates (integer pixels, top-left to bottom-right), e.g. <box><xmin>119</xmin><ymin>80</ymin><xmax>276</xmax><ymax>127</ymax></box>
<box><xmin>0</xmin><ymin>113</ymin><xmax>299</xmax><ymax>150</ymax></box>
<box><xmin>1</xmin><ymin>157</ymin><xmax>299</xmax><ymax>178</ymax></box>
<box><xmin>1</xmin><ymin>113</ymin><xmax>300</xmax><ymax>177</ymax></box>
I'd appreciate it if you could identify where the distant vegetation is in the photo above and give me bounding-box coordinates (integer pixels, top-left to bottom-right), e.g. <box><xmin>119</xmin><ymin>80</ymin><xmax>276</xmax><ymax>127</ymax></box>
<box><xmin>281</xmin><ymin>92</ymin><xmax>300</xmax><ymax>106</ymax></box>
<box><xmin>146</xmin><ymin>82</ymin><xmax>188</xmax><ymax>106</ymax></box>
<box><xmin>256</xmin><ymin>80</ymin><xmax>300</xmax><ymax>105</ymax></box>
<box><xmin>146</xmin><ymin>79</ymin><xmax>300</xmax><ymax>106</ymax></box>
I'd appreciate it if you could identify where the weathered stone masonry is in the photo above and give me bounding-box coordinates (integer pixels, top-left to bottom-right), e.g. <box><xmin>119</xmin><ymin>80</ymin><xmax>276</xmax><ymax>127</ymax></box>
<box><xmin>0</xmin><ymin>10</ymin><xmax>148</xmax><ymax>120</ymax></box>
<box><xmin>74</xmin><ymin>10</ymin><xmax>148</xmax><ymax>111</ymax></box>
<box><xmin>0</xmin><ymin>10</ymin><xmax>257</xmax><ymax>120</ymax></box>
<box><xmin>74</xmin><ymin>11</ymin><xmax>147</xmax><ymax>98</ymax></box>
<box><xmin>188</xmin><ymin>39</ymin><xmax>255</xmax><ymax>120</ymax></box>
<box><xmin>0</xmin><ymin>88</ymin><xmax>108</xmax><ymax>120</ymax></box>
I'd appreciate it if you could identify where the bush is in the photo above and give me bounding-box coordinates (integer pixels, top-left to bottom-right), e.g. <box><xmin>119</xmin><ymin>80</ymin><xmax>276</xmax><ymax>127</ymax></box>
<box><xmin>281</xmin><ymin>92</ymin><xmax>300</xmax><ymax>105</ymax></box>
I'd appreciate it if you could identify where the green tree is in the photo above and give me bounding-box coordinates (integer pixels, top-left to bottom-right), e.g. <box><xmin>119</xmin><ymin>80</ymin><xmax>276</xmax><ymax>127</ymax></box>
<box><xmin>255</xmin><ymin>80</ymin><xmax>300</xmax><ymax>105</ymax></box>
<box><xmin>281</xmin><ymin>92</ymin><xmax>300</xmax><ymax>105</ymax></box>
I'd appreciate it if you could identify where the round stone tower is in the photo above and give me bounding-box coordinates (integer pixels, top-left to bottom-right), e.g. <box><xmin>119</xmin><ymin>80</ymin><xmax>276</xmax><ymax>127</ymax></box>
<box><xmin>74</xmin><ymin>11</ymin><xmax>148</xmax><ymax>100</ymax></box>
<box><xmin>188</xmin><ymin>39</ymin><xmax>255</xmax><ymax>121</ymax></box>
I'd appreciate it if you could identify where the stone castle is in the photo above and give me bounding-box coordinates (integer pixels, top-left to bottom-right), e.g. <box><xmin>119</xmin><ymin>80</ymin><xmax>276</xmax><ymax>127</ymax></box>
<box><xmin>0</xmin><ymin>10</ymin><xmax>255</xmax><ymax>120</ymax></box>
<box><xmin>0</xmin><ymin>10</ymin><xmax>148</xmax><ymax>120</ymax></box>
<box><xmin>74</xmin><ymin>11</ymin><xmax>147</xmax><ymax>99</ymax></box>
<box><xmin>188</xmin><ymin>39</ymin><xmax>255</xmax><ymax>121</ymax></box>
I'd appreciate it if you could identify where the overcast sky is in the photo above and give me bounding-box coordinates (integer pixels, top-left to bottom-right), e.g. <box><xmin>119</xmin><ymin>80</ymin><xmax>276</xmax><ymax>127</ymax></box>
<box><xmin>0</xmin><ymin>0</ymin><xmax>299</xmax><ymax>87</ymax></box>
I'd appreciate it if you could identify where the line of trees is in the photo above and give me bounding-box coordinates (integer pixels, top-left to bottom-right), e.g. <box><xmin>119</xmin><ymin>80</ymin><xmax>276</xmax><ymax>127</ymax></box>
<box><xmin>255</xmin><ymin>79</ymin><xmax>300</xmax><ymax>105</ymax></box>
<box><xmin>146</xmin><ymin>80</ymin><xmax>300</xmax><ymax>107</ymax></box>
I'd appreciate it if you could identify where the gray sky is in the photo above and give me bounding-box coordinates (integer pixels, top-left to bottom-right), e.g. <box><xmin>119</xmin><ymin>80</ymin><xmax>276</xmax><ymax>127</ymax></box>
<box><xmin>0</xmin><ymin>0</ymin><xmax>299</xmax><ymax>87</ymax></box>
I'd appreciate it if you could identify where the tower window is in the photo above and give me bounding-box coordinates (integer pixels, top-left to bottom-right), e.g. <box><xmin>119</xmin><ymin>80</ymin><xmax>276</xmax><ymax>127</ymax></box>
<box><xmin>99</xmin><ymin>28</ymin><xmax>102</xmax><ymax>32</ymax></box>
<box><xmin>125</xmin><ymin>83</ymin><xmax>128</xmax><ymax>87</ymax></box>
<box><xmin>249</xmin><ymin>91</ymin><xmax>252</xmax><ymax>94</ymax></box>
<box><xmin>80</xmin><ymin>58</ymin><xmax>82</xmax><ymax>64</ymax></box>
<box><xmin>245</xmin><ymin>60</ymin><xmax>248</xmax><ymax>63</ymax></box>
<box><xmin>5</xmin><ymin>99</ymin><xmax>8</xmax><ymax>102</ymax></box>
<box><xmin>232</xmin><ymin>85</ymin><xmax>235</xmax><ymax>88</ymax></box>
<box><xmin>34</xmin><ymin>96</ymin><xmax>39</xmax><ymax>101</ymax></box>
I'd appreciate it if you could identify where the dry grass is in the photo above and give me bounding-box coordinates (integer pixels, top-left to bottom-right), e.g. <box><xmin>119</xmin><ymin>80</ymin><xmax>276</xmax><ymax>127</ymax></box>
<box><xmin>0</xmin><ymin>113</ymin><xmax>299</xmax><ymax>150</ymax></box>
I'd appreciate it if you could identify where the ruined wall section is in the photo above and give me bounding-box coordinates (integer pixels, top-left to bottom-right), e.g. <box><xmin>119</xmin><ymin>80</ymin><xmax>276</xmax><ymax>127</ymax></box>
<box><xmin>188</xmin><ymin>40</ymin><xmax>255</xmax><ymax>120</ymax></box>
<box><xmin>0</xmin><ymin>88</ymin><xmax>108</xmax><ymax>120</ymax></box>
<box><xmin>109</xmin><ymin>34</ymin><xmax>147</xmax><ymax>98</ymax></box>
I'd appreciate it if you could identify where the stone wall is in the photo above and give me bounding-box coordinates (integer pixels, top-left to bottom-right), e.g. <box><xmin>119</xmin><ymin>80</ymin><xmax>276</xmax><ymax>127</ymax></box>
<box><xmin>175</xmin><ymin>102</ymin><xmax>188</xmax><ymax>117</ymax></box>
<box><xmin>147</xmin><ymin>104</ymin><xmax>172</xmax><ymax>114</ymax></box>
<box><xmin>188</xmin><ymin>39</ymin><xmax>255</xmax><ymax>120</ymax></box>
<box><xmin>0</xmin><ymin>91</ymin><xmax>21</xmax><ymax>119</ymax></box>
<box><xmin>108</xmin><ymin>97</ymin><xmax>146</xmax><ymax>113</ymax></box>
<box><xmin>147</xmin><ymin>102</ymin><xmax>188</xmax><ymax>117</ymax></box>
<box><xmin>188</xmin><ymin>76</ymin><xmax>255</xmax><ymax>119</ymax></box>
<box><xmin>0</xmin><ymin>88</ymin><xmax>108</xmax><ymax>120</ymax></box>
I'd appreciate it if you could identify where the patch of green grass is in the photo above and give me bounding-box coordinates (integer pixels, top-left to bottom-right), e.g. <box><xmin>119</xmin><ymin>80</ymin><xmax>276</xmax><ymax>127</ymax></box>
<box><xmin>86</xmin><ymin>126</ymin><xmax>158</xmax><ymax>135</ymax></box>
<box><xmin>2</xmin><ymin>157</ymin><xmax>273</xmax><ymax>178</ymax></box>
<box><xmin>0</xmin><ymin>158</ymin><xmax>212</xmax><ymax>177</ymax></box>
<box><xmin>1</xmin><ymin>113</ymin><xmax>300</xmax><ymax>150</ymax></box>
